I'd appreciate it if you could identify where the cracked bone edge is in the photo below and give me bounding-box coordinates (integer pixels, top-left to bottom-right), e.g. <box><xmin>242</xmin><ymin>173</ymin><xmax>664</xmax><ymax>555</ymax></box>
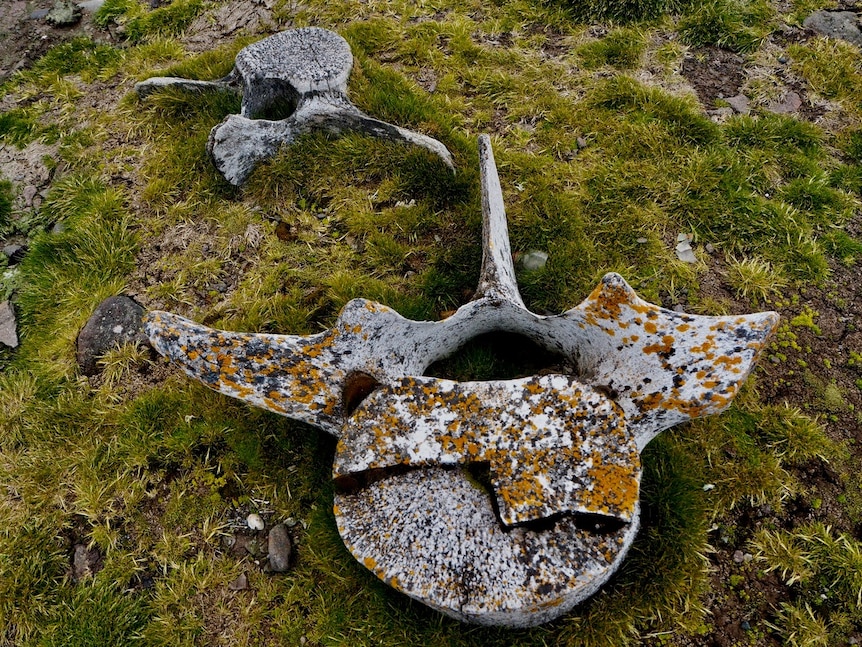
<box><xmin>134</xmin><ymin>77</ymin><xmax>230</xmax><ymax>99</ymax></box>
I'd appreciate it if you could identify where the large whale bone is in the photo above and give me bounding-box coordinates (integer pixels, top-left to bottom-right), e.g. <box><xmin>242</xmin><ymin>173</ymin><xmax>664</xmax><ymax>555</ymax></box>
<box><xmin>135</xmin><ymin>27</ymin><xmax>454</xmax><ymax>185</ymax></box>
<box><xmin>144</xmin><ymin>135</ymin><xmax>778</xmax><ymax>626</ymax></box>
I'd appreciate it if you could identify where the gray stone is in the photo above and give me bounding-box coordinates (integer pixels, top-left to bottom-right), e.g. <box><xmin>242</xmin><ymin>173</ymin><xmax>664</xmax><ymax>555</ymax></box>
<box><xmin>29</xmin><ymin>9</ymin><xmax>50</xmax><ymax>19</ymax></box>
<box><xmin>145</xmin><ymin>136</ymin><xmax>778</xmax><ymax>627</ymax></box>
<box><xmin>77</xmin><ymin>0</ymin><xmax>106</xmax><ymax>11</ymax></box>
<box><xmin>803</xmin><ymin>11</ymin><xmax>862</xmax><ymax>47</ymax></box>
<box><xmin>76</xmin><ymin>296</ymin><xmax>147</xmax><ymax>376</ymax></box>
<box><xmin>227</xmin><ymin>572</ymin><xmax>249</xmax><ymax>590</ymax></box>
<box><xmin>733</xmin><ymin>549</ymin><xmax>745</xmax><ymax>563</ymax></box>
<box><xmin>766</xmin><ymin>91</ymin><xmax>802</xmax><ymax>115</ymax></box>
<box><xmin>267</xmin><ymin>523</ymin><xmax>292</xmax><ymax>572</ymax></box>
<box><xmin>726</xmin><ymin>94</ymin><xmax>750</xmax><ymax>115</ymax></box>
<box><xmin>2</xmin><ymin>244</ymin><xmax>25</xmax><ymax>265</ymax></box>
<box><xmin>22</xmin><ymin>185</ymin><xmax>38</xmax><ymax>207</ymax></box>
<box><xmin>72</xmin><ymin>543</ymin><xmax>101</xmax><ymax>580</ymax></box>
<box><xmin>46</xmin><ymin>0</ymin><xmax>82</xmax><ymax>26</ymax></box>
<box><xmin>0</xmin><ymin>301</ymin><xmax>18</xmax><ymax>348</ymax></box>
<box><xmin>137</xmin><ymin>28</ymin><xmax>454</xmax><ymax>185</ymax></box>
<box><xmin>519</xmin><ymin>250</ymin><xmax>548</xmax><ymax>271</ymax></box>
<box><xmin>676</xmin><ymin>236</ymin><xmax>697</xmax><ymax>263</ymax></box>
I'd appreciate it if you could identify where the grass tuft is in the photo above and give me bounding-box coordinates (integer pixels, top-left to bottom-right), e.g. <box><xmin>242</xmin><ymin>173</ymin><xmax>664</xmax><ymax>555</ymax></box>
<box><xmin>725</xmin><ymin>256</ymin><xmax>785</xmax><ymax>303</ymax></box>
<box><xmin>678</xmin><ymin>0</ymin><xmax>774</xmax><ymax>54</ymax></box>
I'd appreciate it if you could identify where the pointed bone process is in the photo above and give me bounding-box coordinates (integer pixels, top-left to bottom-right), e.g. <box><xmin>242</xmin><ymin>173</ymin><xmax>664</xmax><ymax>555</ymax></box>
<box><xmin>145</xmin><ymin>135</ymin><xmax>778</xmax><ymax>626</ymax></box>
<box><xmin>135</xmin><ymin>28</ymin><xmax>454</xmax><ymax>185</ymax></box>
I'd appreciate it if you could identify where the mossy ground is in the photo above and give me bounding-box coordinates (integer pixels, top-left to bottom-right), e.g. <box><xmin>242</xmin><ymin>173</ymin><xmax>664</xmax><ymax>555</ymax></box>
<box><xmin>1</xmin><ymin>0</ymin><xmax>861</xmax><ymax>645</ymax></box>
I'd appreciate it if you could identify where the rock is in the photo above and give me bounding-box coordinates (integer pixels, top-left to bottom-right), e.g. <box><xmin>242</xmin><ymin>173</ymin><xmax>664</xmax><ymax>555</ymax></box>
<box><xmin>803</xmin><ymin>11</ymin><xmax>862</xmax><ymax>47</ymax></box>
<box><xmin>231</xmin><ymin>534</ymin><xmax>265</xmax><ymax>558</ymax></box>
<box><xmin>0</xmin><ymin>301</ymin><xmax>18</xmax><ymax>348</ymax></box>
<box><xmin>519</xmin><ymin>250</ymin><xmax>548</xmax><ymax>271</ymax></box>
<box><xmin>51</xmin><ymin>221</ymin><xmax>66</xmax><ymax>235</ymax></box>
<box><xmin>741</xmin><ymin>620</ymin><xmax>751</xmax><ymax>631</ymax></box>
<box><xmin>77</xmin><ymin>0</ymin><xmax>106</xmax><ymax>12</ymax></box>
<box><xmin>705</xmin><ymin>243</ymin><xmax>715</xmax><ymax>254</ymax></box>
<box><xmin>675</xmin><ymin>239</ymin><xmax>697</xmax><ymax>264</ymax></box>
<box><xmin>2</xmin><ymin>244</ymin><xmax>25</xmax><ymax>265</ymax></box>
<box><xmin>227</xmin><ymin>572</ymin><xmax>249</xmax><ymax>591</ymax></box>
<box><xmin>29</xmin><ymin>9</ymin><xmax>50</xmax><ymax>19</ymax></box>
<box><xmin>46</xmin><ymin>0</ymin><xmax>82</xmax><ymax>26</ymax></box>
<box><xmin>766</xmin><ymin>91</ymin><xmax>802</xmax><ymax>115</ymax></box>
<box><xmin>726</xmin><ymin>94</ymin><xmax>750</xmax><ymax>115</ymax></box>
<box><xmin>733</xmin><ymin>549</ymin><xmax>745</xmax><ymax>563</ymax></box>
<box><xmin>576</xmin><ymin>136</ymin><xmax>588</xmax><ymax>149</ymax></box>
<box><xmin>22</xmin><ymin>185</ymin><xmax>38</xmax><ymax>207</ymax></box>
<box><xmin>246</xmin><ymin>513</ymin><xmax>264</xmax><ymax>531</ymax></box>
<box><xmin>72</xmin><ymin>543</ymin><xmax>101</xmax><ymax>580</ymax></box>
<box><xmin>76</xmin><ymin>296</ymin><xmax>148</xmax><ymax>376</ymax></box>
<box><xmin>267</xmin><ymin>523</ymin><xmax>292</xmax><ymax>572</ymax></box>
<box><xmin>710</xmin><ymin>106</ymin><xmax>734</xmax><ymax>120</ymax></box>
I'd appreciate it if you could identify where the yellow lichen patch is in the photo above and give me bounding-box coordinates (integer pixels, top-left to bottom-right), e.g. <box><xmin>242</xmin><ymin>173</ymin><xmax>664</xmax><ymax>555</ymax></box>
<box><xmin>582</xmin><ymin>456</ymin><xmax>639</xmax><ymax>519</ymax></box>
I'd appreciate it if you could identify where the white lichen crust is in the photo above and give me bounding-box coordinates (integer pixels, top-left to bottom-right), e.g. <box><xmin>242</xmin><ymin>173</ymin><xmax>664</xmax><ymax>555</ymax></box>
<box><xmin>335</xmin><ymin>468</ymin><xmax>641</xmax><ymax>627</ymax></box>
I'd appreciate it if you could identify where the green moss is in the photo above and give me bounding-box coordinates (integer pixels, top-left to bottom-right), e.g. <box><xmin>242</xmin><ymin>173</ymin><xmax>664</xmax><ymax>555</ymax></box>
<box><xmin>569</xmin><ymin>0</ymin><xmax>697</xmax><ymax>22</ymax></box>
<box><xmin>0</xmin><ymin>107</ymin><xmax>60</xmax><ymax>147</ymax></box>
<box><xmin>752</xmin><ymin>524</ymin><xmax>862</xmax><ymax>645</ymax></box>
<box><xmin>96</xmin><ymin>0</ymin><xmax>205</xmax><ymax>43</ymax></box>
<box><xmin>27</xmin><ymin>36</ymin><xmax>123</xmax><ymax>80</ymax></box>
<box><xmin>678</xmin><ymin>0</ymin><xmax>774</xmax><ymax>54</ymax></box>
<box><xmin>0</xmin><ymin>179</ymin><xmax>12</xmax><ymax>231</ymax></box>
<box><xmin>579</xmin><ymin>28</ymin><xmax>647</xmax><ymax>70</ymax></box>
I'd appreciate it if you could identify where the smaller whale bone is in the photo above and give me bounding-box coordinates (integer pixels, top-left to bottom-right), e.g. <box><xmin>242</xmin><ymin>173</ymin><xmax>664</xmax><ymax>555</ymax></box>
<box><xmin>145</xmin><ymin>135</ymin><xmax>778</xmax><ymax>627</ymax></box>
<box><xmin>135</xmin><ymin>27</ymin><xmax>454</xmax><ymax>185</ymax></box>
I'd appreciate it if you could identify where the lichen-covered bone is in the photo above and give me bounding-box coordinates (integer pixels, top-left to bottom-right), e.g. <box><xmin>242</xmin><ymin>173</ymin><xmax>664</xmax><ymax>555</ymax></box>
<box><xmin>145</xmin><ymin>135</ymin><xmax>778</xmax><ymax>627</ymax></box>
<box><xmin>335</xmin><ymin>375</ymin><xmax>640</xmax><ymax>526</ymax></box>
<box><xmin>135</xmin><ymin>28</ymin><xmax>454</xmax><ymax>185</ymax></box>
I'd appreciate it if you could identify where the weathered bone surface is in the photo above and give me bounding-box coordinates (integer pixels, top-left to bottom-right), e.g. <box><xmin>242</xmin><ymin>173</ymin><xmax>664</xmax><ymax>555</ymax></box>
<box><xmin>135</xmin><ymin>28</ymin><xmax>454</xmax><ymax>185</ymax></box>
<box><xmin>145</xmin><ymin>135</ymin><xmax>778</xmax><ymax>626</ymax></box>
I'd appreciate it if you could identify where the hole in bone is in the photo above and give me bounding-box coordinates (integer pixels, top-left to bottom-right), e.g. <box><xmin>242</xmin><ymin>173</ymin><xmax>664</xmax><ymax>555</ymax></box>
<box><xmin>242</xmin><ymin>80</ymin><xmax>300</xmax><ymax>120</ymax></box>
<box><xmin>423</xmin><ymin>332</ymin><xmax>575</xmax><ymax>382</ymax></box>
<box><xmin>342</xmin><ymin>371</ymin><xmax>381</xmax><ymax>417</ymax></box>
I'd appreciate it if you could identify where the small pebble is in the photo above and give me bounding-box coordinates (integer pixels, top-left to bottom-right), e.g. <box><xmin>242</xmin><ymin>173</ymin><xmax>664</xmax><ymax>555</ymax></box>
<box><xmin>733</xmin><ymin>550</ymin><xmax>745</xmax><ymax>563</ymax></box>
<box><xmin>247</xmin><ymin>513</ymin><xmax>265</xmax><ymax>531</ymax></box>
<box><xmin>576</xmin><ymin>136</ymin><xmax>588</xmax><ymax>149</ymax></box>
<box><xmin>705</xmin><ymin>243</ymin><xmax>715</xmax><ymax>253</ymax></box>
<box><xmin>227</xmin><ymin>572</ymin><xmax>249</xmax><ymax>591</ymax></box>
<box><xmin>519</xmin><ymin>250</ymin><xmax>548</xmax><ymax>271</ymax></box>
<box><xmin>743</xmin><ymin>553</ymin><xmax>753</xmax><ymax>563</ymax></box>
<box><xmin>778</xmin><ymin>55</ymin><xmax>788</xmax><ymax>64</ymax></box>
<box><xmin>22</xmin><ymin>185</ymin><xmax>38</xmax><ymax>206</ymax></box>
<box><xmin>636</xmin><ymin>237</ymin><xmax>648</xmax><ymax>244</ymax></box>
<box><xmin>267</xmin><ymin>523</ymin><xmax>292</xmax><ymax>572</ymax></box>
<box><xmin>703</xmin><ymin>483</ymin><xmax>715</xmax><ymax>491</ymax></box>
<box><xmin>741</xmin><ymin>620</ymin><xmax>751</xmax><ymax>631</ymax></box>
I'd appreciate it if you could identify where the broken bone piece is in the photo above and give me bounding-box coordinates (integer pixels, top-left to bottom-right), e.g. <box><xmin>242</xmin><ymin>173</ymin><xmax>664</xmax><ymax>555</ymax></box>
<box><xmin>145</xmin><ymin>135</ymin><xmax>778</xmax><ymax>627</ymax></box>
<box><xmin>135</xmin><ymin>28</ymin><xmax>455</xmax><ymax>185</ymax></box>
